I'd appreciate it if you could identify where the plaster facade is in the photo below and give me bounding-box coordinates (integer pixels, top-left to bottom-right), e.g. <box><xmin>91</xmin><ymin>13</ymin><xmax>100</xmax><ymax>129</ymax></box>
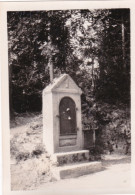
<box><xmin>43</xmin><ymin>74</ymin><xmax>83</xmax><ymax>154</ymax></box>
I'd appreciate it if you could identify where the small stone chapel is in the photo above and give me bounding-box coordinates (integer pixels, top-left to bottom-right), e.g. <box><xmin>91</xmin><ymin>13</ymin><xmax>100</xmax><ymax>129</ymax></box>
<box><xmin>42</xmin><ymin>74</ymin><xmax>83</xmax><ymax>154</ymax></box>
<box><xmin>42</xmin><ymin>73</ymin><xmax>101</xmax><ymax>180</ymax></box>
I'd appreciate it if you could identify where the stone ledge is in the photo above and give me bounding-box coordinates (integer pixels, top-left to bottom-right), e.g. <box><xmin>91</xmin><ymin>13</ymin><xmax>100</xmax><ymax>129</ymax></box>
<box><xmin>53</xmin><ymin>150</ymin><xmax>89</xmax><ymax>156</ymax></box>
<box><xmin>51</xmin><ymin>161</ymin><xmax>102</xmax><ymax>180</ymax></box>
<box><xmin>51</xmin><ymin>150</ymin><xmax>90</xmax><ymax>166</ymax></box>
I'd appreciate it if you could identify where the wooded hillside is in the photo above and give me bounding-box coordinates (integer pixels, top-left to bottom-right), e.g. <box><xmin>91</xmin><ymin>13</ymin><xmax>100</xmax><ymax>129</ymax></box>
<box><xmin>8</xmin><ymin>9</ymin><xmax>130</xmax><ymax>153</ymax></box>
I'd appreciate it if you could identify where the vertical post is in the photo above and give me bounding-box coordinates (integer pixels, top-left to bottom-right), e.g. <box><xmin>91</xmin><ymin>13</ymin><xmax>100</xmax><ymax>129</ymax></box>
<box><xmin>49</xmin><ymin>58</ymin><xmax>54</xmax><ymax>83</ymax></box>
<box><xmin>93</xmin><ymin>130</ymin><xmax>96</xmax><ymax>146</ymax></box>
<box><xmin>91</xmin><ymin>58</ymin><xmax>94</xmax><ymax>90</ymax></box>
<box><xmin>122</xmin><ymin>14</ymin><xmax>126</xmax><ymax>69</ymax></box>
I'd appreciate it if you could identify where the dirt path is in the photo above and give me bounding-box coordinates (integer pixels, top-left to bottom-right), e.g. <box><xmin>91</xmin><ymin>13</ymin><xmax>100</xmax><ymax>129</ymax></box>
<box><xmin>35</xmin><ymin>155</ymin><xmax>131</xmax><ymax>194</ymax></box>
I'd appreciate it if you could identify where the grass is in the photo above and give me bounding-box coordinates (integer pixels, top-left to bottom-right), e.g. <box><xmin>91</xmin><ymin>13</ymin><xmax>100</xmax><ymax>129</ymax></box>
<box><xmin>10</xmin><ymin>113</ymin><xmax>52</xmax><ymax>191</ymax></box>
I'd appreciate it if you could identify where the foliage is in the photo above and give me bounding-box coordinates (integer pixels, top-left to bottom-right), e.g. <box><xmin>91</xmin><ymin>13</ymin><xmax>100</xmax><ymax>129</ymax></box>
<box><xmin>94</xmin><ymin>103</ymin><xmax>130</xmax><ymax>154</ymax></box>
<box><xmin>8</xmin><ymin>9</ymin><xmax>130</xmax><ymax>111</ymax></box>
<box><xmin>16</xmin><ymin>151</ymin><xmax>31</xmax><ymax>162</ymax></box>
<box><xmin>8</xmin><ymin>9</ymin><xmax>130</xmax><ymax>153</ymax></box>
<box><xmin>31</xmin><ymin>144</ymin><xmax>46</xmax><ymax>157</ymax></box>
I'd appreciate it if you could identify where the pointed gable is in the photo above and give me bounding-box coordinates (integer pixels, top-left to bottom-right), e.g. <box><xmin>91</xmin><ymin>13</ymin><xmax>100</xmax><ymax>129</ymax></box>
<box><xmin>44</xmin><ymin>74</ymin><xmax>82</xmax><ymax>94</ymax></box>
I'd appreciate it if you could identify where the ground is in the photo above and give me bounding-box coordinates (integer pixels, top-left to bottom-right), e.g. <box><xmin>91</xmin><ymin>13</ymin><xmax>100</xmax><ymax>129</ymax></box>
<box><xmin>38</xmin><ymin>155</ymin><xmax>131</xmax><ymax>194</ymax></box>
<box><xmin>10</xmin><ymin>113</ymin><xmax>131</xmax><ymax>191</ymax></box>
<box><xmin>10</xmin><ymin>113</ymin><xmax>52</xmax><ymax>190</ymax></box>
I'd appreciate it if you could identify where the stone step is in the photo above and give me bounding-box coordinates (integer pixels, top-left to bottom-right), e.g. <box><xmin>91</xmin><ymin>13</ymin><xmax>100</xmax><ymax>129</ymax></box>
<box><xmin>51</xmin><ymin>161</ymin><xmax>102</xmax><ymax>180</ymax></box>
<box><xmin>51</xmin><ymin>150</ymin><xmax>90</xmax><ymax>166</ymax></box>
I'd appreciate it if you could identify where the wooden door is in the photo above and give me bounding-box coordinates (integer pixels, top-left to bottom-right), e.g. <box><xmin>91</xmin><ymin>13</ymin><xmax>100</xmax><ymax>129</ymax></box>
<box><xmin>59</xmin><ymin>97</ymin><xmax>77</xmax><ymax>135</ymax></box>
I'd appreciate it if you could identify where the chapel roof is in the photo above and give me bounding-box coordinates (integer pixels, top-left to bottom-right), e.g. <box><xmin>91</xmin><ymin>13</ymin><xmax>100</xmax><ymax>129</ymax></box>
<box><xmin>43</xmin><ymin>73</ymin><xmax>82</xmax><ymax>94</ymax></box>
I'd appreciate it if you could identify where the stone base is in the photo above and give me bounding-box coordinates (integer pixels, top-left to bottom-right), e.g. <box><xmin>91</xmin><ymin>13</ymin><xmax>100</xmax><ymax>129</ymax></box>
<box><xmin>51</xmin><ymin>161</ymin><xmax>102</xmax><ymax>180</ymax></box>
<box><xmin>51</xmin><ymin>150</ymin><xmax>90</xmax><ymax>166</ymax></box>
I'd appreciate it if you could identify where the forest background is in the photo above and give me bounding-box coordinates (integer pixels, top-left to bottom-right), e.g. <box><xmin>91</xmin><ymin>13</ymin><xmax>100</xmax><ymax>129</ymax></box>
<box><xmin>8</xmin><ymin>9</ymin><xmax>130</xmax><ymax>154</ymax></box>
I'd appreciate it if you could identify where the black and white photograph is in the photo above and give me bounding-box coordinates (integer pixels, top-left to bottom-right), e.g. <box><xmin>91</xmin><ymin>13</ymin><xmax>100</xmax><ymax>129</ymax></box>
<box><xmin>1</xmin><ymin>1</ymin><xmax>135</xmax><ymax>195</ymax></box>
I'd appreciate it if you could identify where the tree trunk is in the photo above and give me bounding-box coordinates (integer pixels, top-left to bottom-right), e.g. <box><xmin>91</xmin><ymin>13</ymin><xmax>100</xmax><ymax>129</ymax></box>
<box><xmin>49</xmin><ymin>58</ymin><xmax>54</xmax><ymax>83</ymax></box>
<box><xmin>9</xmin><ymin>65</ymin><xmax>15</xmax><ymax>120</ymax></box>
<box><xmin>91</xmin><ymin>58</ymin><xmax>95</xmax><ymax>90</ymax></box>
<box><xmin>121</xmin><ymin>14</ymin><xmax>126</xmax><ymax>69</ymax></box>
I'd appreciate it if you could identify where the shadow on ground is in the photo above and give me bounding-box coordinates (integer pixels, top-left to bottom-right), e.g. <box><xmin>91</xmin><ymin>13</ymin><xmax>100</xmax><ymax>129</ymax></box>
<box><xmin>102</xmin><ymin>156</ymin><xmax>131</xmax><ymax>167</ymax></box>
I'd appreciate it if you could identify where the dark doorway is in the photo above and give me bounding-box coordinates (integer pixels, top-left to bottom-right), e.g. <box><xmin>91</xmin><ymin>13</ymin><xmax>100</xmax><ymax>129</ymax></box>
<box><xmin>59</xmin><ymin>97</ymin><xmax>77</xmax><ymax>135</ymax></box>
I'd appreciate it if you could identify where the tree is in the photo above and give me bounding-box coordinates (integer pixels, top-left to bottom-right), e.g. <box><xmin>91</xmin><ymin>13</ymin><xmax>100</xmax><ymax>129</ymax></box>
<box><xmin>8</xmin><ymin>9</ymin><xmax>130</xmax><ymax>114</ymax></box>
<box><xmin>95</xmin><ymin>9</ymin><xmax>130</xmax><ymax>103</ymax></box>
